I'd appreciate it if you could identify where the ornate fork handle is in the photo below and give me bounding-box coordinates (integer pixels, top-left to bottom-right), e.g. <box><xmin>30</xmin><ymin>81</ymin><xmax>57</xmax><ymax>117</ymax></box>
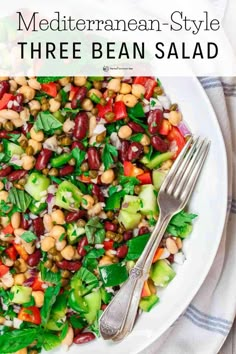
<box><xmin>99</xmin><ymin>212</ymin><xmax>170</xmax><ymax>340</ymax></box>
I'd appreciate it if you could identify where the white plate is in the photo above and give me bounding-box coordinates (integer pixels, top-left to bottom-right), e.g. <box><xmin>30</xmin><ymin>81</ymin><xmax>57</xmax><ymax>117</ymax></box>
<box><xmin>51</xmin><ymin>76</ymin><xmax>228</xmax><ymax>354</ymax></box>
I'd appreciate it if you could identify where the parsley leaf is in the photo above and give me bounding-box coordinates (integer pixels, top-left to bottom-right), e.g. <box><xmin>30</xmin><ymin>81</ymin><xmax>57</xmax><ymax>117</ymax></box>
<box><xmin>20</xmin><ymin>231</ymin><xmax>37</xmax><ymax>243</ymax></box>
<box><xmin>0</xmin><ymin>200</ymin><xmax>12</xmax><ymax>216</ymax></box>
<box><xmin>85</xmin><ymin>217</ymin><xmax>104</xmax><ymax>244</ymax></box>
<box><xmin>105</xmin><ymin>190</ymin><xmax>125</xmax><ymax>210</ymax></box>
<box><xmin>83</xmin><ymin>248</ymin><xmax>105</xmax><ymax>271</ymax></box>
<box><xmin>119</xmin><ymin>176</ymin><xmax>140</xmax><ymax>195</ymax></box>
<box><xmin>34</xmin><ymin>111</ymin><xmax>62</xmax><ymax>132</ymax></box>
<box><xmin>40</xmin><ymin>263</ymin><xmax>61</xmax><ymax>284</ymax></box>
<box><xmin>72</xmin><ymin>147</ymin><xmax>86</xmax><ymax>173</ymax></box>
<box><xmin>130</xmin><ymin>133</ymin><xmax>144</xmax><ymax>142</ymax></box>
<box><xmin>40</xmin><ymin>284</ymin><xmax>61</xmax><ymax>327</ymax></box>
<box><xmin>42</xmin><ymin>331</ymin><xmax>62</xmax><ymax>351</ymax></box>
<box><xmin>167</xmin><ymin>211</ymin><xmax>197</xmax><ymax>238</ymax></box>
<box><xmin>8</xmin><ymin>133</ymin><xmax>21</xmax><ymax>143</ymax></box>
<box><xmin>102</xmin><ymin>143</ymin><xmax>118</xmax><ymax>170</ymax></box>
<box><xmin>8</xmin><ymin>188</ymin><xmax>32</xmax><ymax>212</ymax></box>
<box><xmin>37</xmin><ymin>76</ymin><xmax>64</xmax><ymax>84</ymax></box>
<box><xmin>0</xmin><ymin>328</ymin><xmax>38</xmax><ymax>353</ymax></box>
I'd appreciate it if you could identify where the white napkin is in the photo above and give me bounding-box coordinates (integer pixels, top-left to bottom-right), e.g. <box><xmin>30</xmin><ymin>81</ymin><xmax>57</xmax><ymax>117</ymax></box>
<box><xmin>141</xmin><ymin>77</ymin><xmax>236</xmax><ymax>354</ymax></box>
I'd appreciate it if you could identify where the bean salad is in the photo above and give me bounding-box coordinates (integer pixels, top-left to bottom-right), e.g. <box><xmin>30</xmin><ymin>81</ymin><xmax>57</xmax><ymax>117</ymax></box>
<box><xmin>0</xmin><ymin>76</ymin><xmax>197</xmax><ymax>353</ymax></box>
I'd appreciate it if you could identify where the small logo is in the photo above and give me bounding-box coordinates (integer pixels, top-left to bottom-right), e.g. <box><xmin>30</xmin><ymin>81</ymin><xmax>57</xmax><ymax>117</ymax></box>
<box><xmin>103</xmin><ymin>65</ymin><xmax>109</xmax><ymax>72</ymax></box>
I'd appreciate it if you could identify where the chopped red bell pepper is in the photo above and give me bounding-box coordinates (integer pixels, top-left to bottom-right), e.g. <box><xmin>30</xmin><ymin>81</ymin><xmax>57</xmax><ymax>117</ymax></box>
<box><xmin>113</xmin><ymin>101</ymin><xmax>127</xmax><ymax>120</ymax></box>
<box><xmin>78</xmin><ymin>175</ymin><xmax>91</xmax><ymax>183</ymax></box>
<box><xmin>167</xmin><ymin>126</ymin><xmax>186</xmax><ymax>157</ymax></box>
<box><xmin>0</xmin><ymin>264</ymin><xmax>9</xmax><ymax>277</ymax></box>
<box><xmin>96</xmin><ymin>99</ymin><xmax>113</xmax><ymax>119</ymax></box>
<box><xmin>69</xmin><ymin>85</ymin><xmax>80</xmax><ymax>101</ymax></box>
<box><xmin>124</xmin><ymin>161</ymin><xmax>144</xmax><ymax>177</ymax></box>
<box><xmin>103</xmin><ymin>240</ymin><xmax>114</xmax><ymax>250</ymax></box>
<box><xmin>13</xmin><ymin>243</ymin><xmax>29</xmax><ymax>261</ymax></box>
<box><xmin>32</xmin><ymin>278</ymin><xmax>44</xmax><ymax>291</ymax></box>
<box><xmin>2</xmin><ymin>224</ymin><xmax>14</xmax><ymax>235</ymax></box>
<box><xmin>133</xmin><ymin>77</ymin><xmax>157</xmax><ymax>100</ymax></box>
<box><xmin>159</xmin><ymin>119</ymin><xmax>172</xmax><ymax>136</ymax></box>
<box><xmin>5</xmin><ymin>246</ymin><xmax>17</xmax><ymax>261</ymax></box>
<box><xmin>137</xmin><ymin>172</ymin><xmax>152</xmax><ymax>185</ymax></box>
<box><xmin>41</xmin><ymin>83</ymin><xmax>57</xmax><ymax>98</ymax></box>
<box><xmin>18</xmin><ymin>306</ymin><xmax>41</xmax><ymax>325</ymax></box>
<box><xmin>0</xmin><ymin>93</ymin><xmax>14</xmax><ymax>110</ymax></box>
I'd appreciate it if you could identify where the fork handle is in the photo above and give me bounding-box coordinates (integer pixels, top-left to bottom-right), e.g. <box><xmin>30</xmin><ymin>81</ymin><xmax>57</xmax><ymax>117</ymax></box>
<box><xmin>99</xmin><ymin>213</ymin><xmax>170</xmax><ymax>340</ymax></box>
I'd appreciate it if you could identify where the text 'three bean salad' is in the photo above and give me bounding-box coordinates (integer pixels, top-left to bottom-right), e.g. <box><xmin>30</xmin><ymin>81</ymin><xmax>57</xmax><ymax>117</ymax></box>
<box><xmin>0</xmin><ymin>76</ymin><xmax>197</xmax><ymax>353</ymax></box>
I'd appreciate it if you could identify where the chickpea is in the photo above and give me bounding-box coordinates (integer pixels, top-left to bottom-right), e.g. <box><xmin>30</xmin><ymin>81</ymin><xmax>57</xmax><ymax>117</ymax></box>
<box><xmin>81</xmin><ymin>98</ymin><xmax>93</xmax><ymax>111</ymax></box>
<box><xmin>49</xmin><ymin>98</ymin><xmax>61</xmax><ymax>113</ymax></box>
<box><xmin>30</xmin><ymin>127</ymin><xmax>44</xmax><ymax>142</ymax></box>
<box><xmin>0</xmin><ymin>181</ymin><xmax>4</xmax><ymax>190</ymax></box>
<box><xmin>18</xmin><ymin>85</ymin><xmax>35</xmax><ymax>102</ymax></box>
<box><xmin>50</xmin><ymin>225</ymin><xmax>66</xmax><ymax>240</ymax></box>
<box><xmin>12</xmin><ymin>118</ymin><xmax>24</xmax><ymax>128</ymax></box>
<box><xmin>3</xmin><ymin>258</ymin><xmax>14</xmax><ymax>267</ymax></box>
<box><xmin>123</xmin><ymin>94</ymin><xmax>138</xmax><ymax>108</ymax></box>
<box><xmin>9</xmin><ymin>79</ymin><xmax>18</xmax><ymax>93</ymax></box>
<box><xmin>29</xmin><ymin>100</ymin><xmax>41</xmax><ymax>112</ymax></box>
<box><xmin>63</xmin><ymin>118</ymin><xmax>75</xmax><ymax>133</ymax></box>
<box><xmin>32</xmin><ymin>291</ymin><xmax>44</xmax><ymax>307</ymax></box>
<box><xmin>14</xmin><ymin>273</ymin><xmax>25</xmax><ymax>285</ymax></box>
<box><xmin>120</xmin><ymin>83</ymin><xmax>132</xmax><ymax>94</ymax></box>
<box><xmin>61</xmin><ymin>245</ymin><xmax>75</xmax><ymax>260</ymax></box>
<box><xmin>99</xmin><ymin>255</ymin><xmax>113</xmax><ymax>266</ymax></box>
<box><xmin>0</xmin><ymin>216</ymin><xmax>10</xmax><ymax>228</ymax></box>
<box><xmin>74</xmin><ymin>76</ymin><xmax>87</xmax><ymax>86</ymax></box>
<box><xmin>101</xmin><ymin>169</ymin><xmax>115</xmax><ymax>184</ymax></box>
<box><xmin>28</xmin><ymin>139</ymin><xmax>42</xmax><ymax>154</ymax></box>
<box><xmin>21</xmin><ymin>155</ymin><xmax>36</xmax><ymax>170</ymax></box>
<box><xmin>0</xmin><ymin>191</ymin><xmax>8</xmax><ymax>202</ymax></box>
<box><xmin>15</xmin><ymin>258</ymin><xmax>27</xmax><ymax>273</ymax></box>
<box><xmin>116</xmin><ymin>94</ymin><xmax>124</xmax><ymax>102</ymax></box>
<box><xmin>59</xmin><ymin>77</ymin><xmax>70</xmax><ymax>86</ymax></box>
<box><xmin>0</xmin><ymin>316</ymin><xmax>5</xmax><ymax>324</ymax></box>
<box><xmin>107</xmin><ymin>78</ymin><xmax>121</xmax><ymax>93</ymax></box>
<box><xmin>87</xmin><ymin>202</ymin><xmax>103</xmax><ymax>216</ymax></box>
<box><xmin>14</xmin><ymin>228</ymin><xmax>25</xmax><ymax>237</ymax></box>
<box><xmin>161</xmin><ymin>159</ymin><xmax>173</xmax><ymax>170</ymax></box>
<box><xmin>11</xmin><ymin>212</ymin><xmax>21</xmax><ymax>229</ymax></box>
<box><xmin>61</xmin><ymin>326</ymin><xmax>74</xmax><ymax>348</ymax></box>
<box><xmin>51</xmin><ymin>209</ymin><xmax>65</xmax><ymax>225</ymax></box>
<box><xmin>81</xmin><ymin>195</ymin><xmax>94</xmax><ymax>210</ymax></box>
<box><xmin>118</xmin><ymin>125</ymin><xmax>132</xmax><ymax>140</ymax></box>
<box><xmin>14</xmin><ymin>76</ymin><xmax>27</xmax><ymax>86</ymax></box>
<box><xmin>0</xmin><ymin>109</ymin><xmax>19</xmax><ymax>120</ymax></box>
<box><xmin>41</xmin><ymin>236</ymin><xmax>55</xmax><ymax>252</ymax></box>
<box><xmin>140</xmin><ymin>134</ymin><xmax>151</xmax><ymax>146</ymax></box>
<box><xmin>19</xmin><ymin>107</ymin><xmax>30</xmax><ymax>122</ymax></box>
<box><xmin>43</xmin><ymin>214</ymin><xmax>53</xmax><ymax>232</ymax></box>
<box><xmin>0</xmin><ymin>76</ymin><xmax>9</xmax><ymax>81</ymax></box>
<box><xmin>55</xmin><ymin>239</ymin><xmax>67</xmax><ymax>251</ymax></box>
<box><xmin>88</xmin><ymin>88</ymin><xmax>103</xmax><ymax>99</ymax></box>
<box><xmin>89</xmin><ymin>115</ymin><xmax>97</xmax><ymax>137</ymax></box>
<box><xmin>22</xmin><ymin>241</ymin><xmax>35</xmax><ymax>255</ymax></box>
<box><xmin>132</xmin><ymin>84</ymin><xmax>145</xmax><ymax>98</ymax></box>
<box><xmin>28</xmin><ymin>78</ymin><xmax>41</xmax><ymax>90</ymax></box>
<box><xmin>169</xmin><ymin>111</ymin><xmax>182</xmax><ymax>126</ymax></box>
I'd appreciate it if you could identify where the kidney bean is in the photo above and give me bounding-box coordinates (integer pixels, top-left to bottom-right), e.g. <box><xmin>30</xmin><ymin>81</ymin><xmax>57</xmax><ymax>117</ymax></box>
<box><xmin>123</xmin><ymin>230</ymin><xmax>133</xmax><ymax>241</ymax></box>
<box><xmin>73</xmin><ymin>332</ymin><xmax>96</xmax><ymax>345</ymax></box>
<box><xmin>20</xmin><ymin>215</ymin><xmax>30</xmax><ymax>230</ymax></box>
<box><xmin>8</xmin><ymin>170</ymin><xmax>28</xmax><ymax>182</ymax></box>
<box><xmin>167</xmin><ymin>254</ymin><xmax>174</xmax><ymax>263</ymax></box>
<box><xmin>57</xmin><ymin>260</ymin><xmax>82</xmax><ymax>271</ymax></box>
<box><xmin>151</xmin><ymin>136</ymin><xmax>169</xmax><ymax>152</ymax></box>
<box><xmin>74</xmin><ymin>328</ymin><xmax>83</xmax><ymax>336</ymax></box>
<box><xmin>65</xmin><ymin>210</ymin><xmax>87</xmax><ymax>223</ymax></box>
<box><xmin>147</xmin><ymin>109</ymin><xmax>163</xmax><ymax>134</ymax></box>
<box><xmin>21</xmin><ymin>123</ymin><xmax>33</xmax><ymax>135</ymax></box>
<box><xmin>104</xmin><ymin>221</ymin><xmax>118</xmax><ymax>232</ymax></box>
<box><xmin>128</xmin><ymin>121</ymin><xmax>145</xmax><ymax>133</ymax></box>
<box><xmin>87</xmin><ymin>147</ymin><xmax>100</xmax><ymax>170</ymax></box>
<box><xmin>118</xmin><ymin>140</ymin><xmax>130</xmax><ymax>163</ymax></box>
<box><xmin>92</xmin><ymin>184</ymin><xmax>104</xmax><ymax>202</ymax></box>
<box><xmin>35</xmin><ymin>149</ymin><xmax>53</xmax><ymax>170</ymax></box>
<box><xmin>127</xmin><ymin>142</ymin><xmax>143</xmax><ymax>161</ymax></box>
<box><xmin>59</xmin><ymin>165</ymin><xmax>75</xmax><ymax>176</ymax></box>
<box><xmin>0</xmin><ymin>166</ymin><xmax>12</xmax><ymax>177</ymax></box>
<box><xmin>12</xmin><ymin>94</ymin><xmax>24</xmax><ymax>113</ymax></box>
<box><xmin>71</xmin><ymin>87</ymin><xmax>87</xmax><ymax>109</ymax></box>
<box><xmin>138</xmin><ymin>226</ymin><xmax>149</xmax><ymax>235</ymax></box>
<box><xmin>32</xmin><ymin>218</ymin><xmax>44</xmax><ymax>237</ymax></box>
<box><xmin>77</xmin><ymin>236</ymin><xmax>88</xmax><ymax>257</ymax></box>
<box><xmin>101</xmin><ymin>304</ymin><xmax>107</xmax><ymax>311</ymax></box>
<box><xmin>0</xmin><ymin>81</ymin><xmax>10</xmax><ymax>99</ymax></box>
<box><xmin>71</xmin><ymin>141</ymin><xmax>85</xmax><ymax>151</ymax></box>
<box><xmin>116</xmin><ymin>244</ymin><xmax>128</xmax><ymax>258</ymax></box>
<box><xmin>27</xmin><ymin>249</ymin><xmax>42</xmax><ymax>267</ymax></box>
<box><xmin>73</xmin><ymin>112</ymin><xmax>89</xmax><ymax>140</ymax></box>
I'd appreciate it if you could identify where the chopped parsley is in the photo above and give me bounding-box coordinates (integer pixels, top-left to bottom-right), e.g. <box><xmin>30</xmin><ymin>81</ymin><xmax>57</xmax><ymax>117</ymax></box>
<box><xmin>102</xmin><ymin>143</ymin><xmax>118</xmax><ymax>170</ymax></box>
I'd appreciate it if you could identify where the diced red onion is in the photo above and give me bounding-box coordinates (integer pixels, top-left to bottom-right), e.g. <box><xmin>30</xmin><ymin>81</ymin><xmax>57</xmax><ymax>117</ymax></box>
<box><xmin>177</xmin><ymin>121</ymin><xmax>192</xmax><ymax>137</ymax></box>
<box><xmin>5</xmin><ymin>181</ymin><xmax>12</xmax><ymax>191</ymax></box>
<box><xmin>23</xmin><ymin>277</ymin><xmax>35</xmax><ymax>287</ymax></box>
<box><xmin>63</xmin><ymin>83</ymin><xmax>71</xmax><ymax>93</ymax></box>
<box><xmin>122</xmin><ymin>77</ymin><xmax>132</xmax><ymax>83</ymax></box>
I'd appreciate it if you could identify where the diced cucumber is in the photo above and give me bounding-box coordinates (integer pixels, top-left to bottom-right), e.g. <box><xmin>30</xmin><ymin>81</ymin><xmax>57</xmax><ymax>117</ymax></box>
<box><xmin>121</xmin><ymin>195</ymin><xmax>141</xmax><ymax>214</ymax></box>
<box><xmin>139</xmin><ymin>184</ymin><xmax>158</xmax><ymax>216</ymax></box>
<box><xmin>67</xmin><ymin>223</ymin><xmax>85</xmax><ymax>244</ymax></box>
<box><xmin>150</xmin><ymin>260</ymin><xmax>176</xmax><ymax>287</ymax></box>
<box><xmin>141</xmin><ymin>151</ymin><xmax>174</xmax><ymax>169</ymax></box>
<box><xmin>118</xmin><ymin>210</ymin><xmax>141</xmax><ymax>230</ymax></box>
<box><xmin>152</xmin><ymin>169</ymin><xmax>168</xmax><ymax>190</ymax></box>
<box><xmin>55</xmin><ymin>181</ymin><xmax>82</xmax><ymax>211</ymax></box>
<box><xmin>10</xmin><ymin>285</ymin><xmax>32</xmax><ymax>304</ymax></box>
<box><xmin>139</xmin><ymin>294</ymin><xmax>159</xmax><ymax>312</ymax></box>
<box><xmin>24</xmin><ymin>172</ymin><xmax>50</xmax><ymax>201</ymax></box>
<box><xmin>3</xmin><ymin>140</ymin><xmax>24</xmax><ymax>157</ymax></box>
<box><xmin>84</xmin><ymin>290</ymin><xmax>101</xmax><ymax>324</ymax></box>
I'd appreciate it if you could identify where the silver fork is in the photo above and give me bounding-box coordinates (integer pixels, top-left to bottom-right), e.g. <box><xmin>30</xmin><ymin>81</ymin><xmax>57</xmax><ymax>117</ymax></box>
<box><xmin>99</xmin><ymin>136</ymin><xmax>210</xmax><ymax>341</ymax></box>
